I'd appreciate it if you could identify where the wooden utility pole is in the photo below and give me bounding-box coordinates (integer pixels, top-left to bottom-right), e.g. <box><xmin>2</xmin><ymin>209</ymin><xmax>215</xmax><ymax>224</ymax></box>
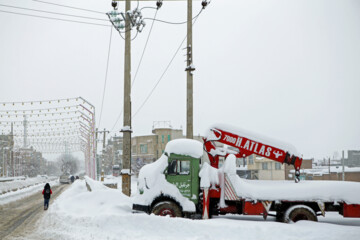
<box><xmin>186</xmin><ymin>0</ymin><xmax>194</xmax><ymax>139</ymax></box>
<box><xmin>122</xmin><ymin>0</ymin><xmax>132</xmax><ymax>197</ymax></box>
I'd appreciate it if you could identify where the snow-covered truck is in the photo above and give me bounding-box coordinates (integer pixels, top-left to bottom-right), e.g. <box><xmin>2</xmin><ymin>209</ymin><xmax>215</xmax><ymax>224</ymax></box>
<box><xmin>133</xmin><ymin>124</ymin><xmax>360</xmax><ymax>222</ymax></box>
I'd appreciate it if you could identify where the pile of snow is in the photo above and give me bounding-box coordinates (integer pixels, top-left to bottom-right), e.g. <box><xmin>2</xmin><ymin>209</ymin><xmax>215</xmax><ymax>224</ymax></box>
<box><xmin>84</xmin><ymin>176</ymin><xmax>108</xmax><ymax>191</ymax></box>
<box><xmin>29</xmin><ymin>176</ymin><xmax>360</xmax><ymax>240</ymax></box>
<box><xmin>133</xmin><ymin>154</ymin><xmax>196</xmax><ymax>212</ymax></box>
<box><xmin>199</xmin><ymin>162</ymin><xmax>219</xmax><ymax>188</ymax></box>
<box><xmin>49</xmin><ymin>180</ymin><xmax>132</xmax><ymax>218</ymax></box>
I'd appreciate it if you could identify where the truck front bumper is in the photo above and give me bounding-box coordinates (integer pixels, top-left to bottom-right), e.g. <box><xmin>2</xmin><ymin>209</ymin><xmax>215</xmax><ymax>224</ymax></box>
<box><xmin>132</xmin><ymin>204</ymin><xmax>150</xmax><ymax>214</ymax></box>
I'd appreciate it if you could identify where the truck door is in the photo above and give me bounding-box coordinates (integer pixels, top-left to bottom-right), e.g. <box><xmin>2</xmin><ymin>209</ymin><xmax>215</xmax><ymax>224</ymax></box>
<box><xmin>166</xmin><ymin>154</ymin><xmax>199</xmax><ymax>204</ymax></box>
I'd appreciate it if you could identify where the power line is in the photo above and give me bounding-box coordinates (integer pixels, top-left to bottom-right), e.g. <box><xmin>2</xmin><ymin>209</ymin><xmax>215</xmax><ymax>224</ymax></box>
<box><xmin>110</xmin><ymin>9</ymin><xmax>158</xmax><ymax>132</ymax></box>
<box><xmin>131</xmin><ymin>10</ymin><xmax>203</xmax><ymax>120</ymax></box>
<box><xmin>97</xmin><ymin>27</ymin><xmax>113</xmax><ymax>129</ymax></box>
<box><xmin>32</xmin><ymin>0</ymin><xmax>105</xmax><ymax>15</ymax></box>
<box><xmin>131</xmin><ymin>9</ymin><xmax>158</xmax><ymax>88</ymax></box>
<box><xmin>0</xmin><ymin>9</ymin><xmax>111</xmax><ymax>27</ymax></box>
<box><xmin>143</xmin><ymin>8</ymin><xmax>203</xmax><ymax>25</ymax></box>
<box><xmin>0</xmin><ymin>3</ymin><xmax>108</xmax><ymax>21</ymax></box>
<box><xmin>110</xmin><ymin>111</ymin><xmax>123</xmax><ymax>132</ymax></box>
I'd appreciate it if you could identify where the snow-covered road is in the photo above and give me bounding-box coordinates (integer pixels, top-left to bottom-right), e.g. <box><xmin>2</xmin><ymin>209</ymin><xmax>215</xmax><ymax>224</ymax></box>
<box><xmin>18</xmin><ymin>178</ymin><xmax>360</xmax><ymax>240</ymax></box>
<box><xmin>0</xmin><ymin>183</ymin><xmax>69</xmax><ymax>240</ymax></box>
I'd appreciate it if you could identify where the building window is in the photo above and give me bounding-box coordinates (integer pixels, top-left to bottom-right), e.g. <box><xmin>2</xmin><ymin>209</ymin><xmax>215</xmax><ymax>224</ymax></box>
<box><xmin>140</xmin><ymin>144</ymin><xmax>148</xmax><ymax>154</ymax></box>
<box><xmin>168</xmin><ymin>135</ymin><xmax>171</xmax><ymax>142</ymax></box>
<box><xmin>262</xmin><ymin>162</ymin><xmax>268</xmax><ymax>170</ymax></box>
<box><xmin>249</xmin><ymin>155</ymin><xmax>254</xmax><ymax>165</ymax></box>
<box><xmin>275</xmin><ymin>162</ymin><xmax>281</xmax><ymax>170</ymax></box>
<box><xmin>162</xmin><ymin>135</ymin><xmax>164</xmax><ymax>143</ymax></box>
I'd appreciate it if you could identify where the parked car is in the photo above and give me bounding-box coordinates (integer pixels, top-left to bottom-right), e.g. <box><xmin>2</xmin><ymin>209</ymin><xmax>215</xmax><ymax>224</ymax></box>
<box><xmin>59</xmin><ymin>174</ymin><xmax>70</xmax><ymax>184</ymax></box>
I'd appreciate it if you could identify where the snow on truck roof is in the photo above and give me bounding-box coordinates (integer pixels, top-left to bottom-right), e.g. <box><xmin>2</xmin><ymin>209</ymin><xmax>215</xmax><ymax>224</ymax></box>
<box><xmin>208</xmin><ymin>123</ymin><xmax>299</xmax><ymax>156</ymax></box>
<box><xmin>165</xmin><ymin>139</ymin><xmax>203</xmax><ymax>158</ymax></box>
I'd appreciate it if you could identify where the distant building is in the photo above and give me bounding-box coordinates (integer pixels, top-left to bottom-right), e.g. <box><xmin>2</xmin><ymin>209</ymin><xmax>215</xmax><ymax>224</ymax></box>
<box><xmin>289</xmin><ymin>166</ymin><xmax>360</xmax><ymax>182</ymax></box>
<box><xmin>347</xmin><ymin>150</ymin><xmax>360</xmax><ymax>167</ymax></box>
<box><xmin>246</xmin><ymin>154</ymin><xmax>286</xmax><ymax>180</ymax></box>
<box><xmin>0</xmin><ymin>134</ymin><xmax>13</xmax><ymax>177</ymax></box>
<box><xmin>13</xmin><ymin>147</ymin><xmax>46</xmax><ymax>177</ymax></box>
<box><xmin>131</xmin><ymin>122</ymin><xmax>185</xmax><ymax>175</ymax></box>
<box><xmin>102</xmin><ymin>136</ymin><xmax>123</xmax><ymax>175</ymax></box>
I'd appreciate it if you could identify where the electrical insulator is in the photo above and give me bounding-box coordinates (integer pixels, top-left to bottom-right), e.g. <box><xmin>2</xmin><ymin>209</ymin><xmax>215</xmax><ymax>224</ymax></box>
<box><xmin>115</xmin><ymin>22</ymin><xmax>125</xmax><ymax>30</ymax></box>
<box><xmin>156</xmin><ymin>0</ymin><xmax>163</xmax><ymax>9</ymax></box>
<box><xmin>202</xmin><ymin>0</ymin><xmax>209</xmax><ymax>9</ymax></box>
<box><xmin>111</xmin><ymin>1</ymin><xmax>118</xmax><ymax>10</ymax></box>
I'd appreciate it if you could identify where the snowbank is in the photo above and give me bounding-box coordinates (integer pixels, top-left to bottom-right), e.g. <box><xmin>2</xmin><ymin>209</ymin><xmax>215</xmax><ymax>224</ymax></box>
<box><xmin>133</xmin><ymin>154</ymin><xmax>196</xmax><ymax>212</ymax></box>
<box><xmin>0</xmin><ymin>176</ymin><xmax>57</xmax><ymax>195</ymax></box>
<box><xmin>0</xmin><ymin>179</ymin><xmax>59</xmax><ymax>205</ymax></box>
<box><xmin>49</xmin><ymin>180</ymin><xmax>132</xmax><ymax>218</ymax></box>
<box><xmin>30</xmin><ymin>178</ymin><xmax>360</xmax><ymax>240</ymax></box>
<box><xmin>84</xmin><ymin>176</ymin><xmax>108</xmax><ymax>191</ymax></box>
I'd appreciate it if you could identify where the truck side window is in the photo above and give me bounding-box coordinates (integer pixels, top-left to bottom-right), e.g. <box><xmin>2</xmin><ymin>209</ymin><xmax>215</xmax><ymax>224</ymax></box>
<box><xmin>178</xmin><ymin>160</ymin><xmax>190</xmax><ymax>175</ymax></box>
<box><xmin>168</xmin><ymin>160</ymin><xmax>177</xmax><ymax>175</ymax></box>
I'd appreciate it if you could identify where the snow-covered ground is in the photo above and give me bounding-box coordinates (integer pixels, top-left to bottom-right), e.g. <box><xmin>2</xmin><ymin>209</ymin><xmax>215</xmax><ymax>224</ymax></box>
<box><xmin>0</xmin><ymin>176</ymin><xmax>59</xmax><ymax>205</ymax></box>
<box><xmin>26</xmin><ymin>176</ymin><xmax>360</xmax><ymax>240</ymax></box>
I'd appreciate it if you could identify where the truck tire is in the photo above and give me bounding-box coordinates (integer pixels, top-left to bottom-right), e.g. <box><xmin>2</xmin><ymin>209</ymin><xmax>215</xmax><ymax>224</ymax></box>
<box><xmin>284</xmin><ymin>205</ymin><xmax>317</xmax><ymax>223</ymax></box>
<box><xmin>276</xmin><ymin>211</ymin><xmax>284</xmax><ymax>222</ymax></box>
<box><xmin>151</xmin><ymin>201</ymin><xmax>182</xmax><ymax>217</ymax></box>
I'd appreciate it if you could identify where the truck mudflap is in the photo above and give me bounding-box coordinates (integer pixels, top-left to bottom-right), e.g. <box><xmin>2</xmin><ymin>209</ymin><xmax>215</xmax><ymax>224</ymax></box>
<box><xmin>132</xmin><ymin>204</ymin><xmax>150</xmax><ymax>214</ymax></box>
<box><xmin>343</xmin><ymin>203</ymin><xmax>360</xmax><ymax>218</ymax></box>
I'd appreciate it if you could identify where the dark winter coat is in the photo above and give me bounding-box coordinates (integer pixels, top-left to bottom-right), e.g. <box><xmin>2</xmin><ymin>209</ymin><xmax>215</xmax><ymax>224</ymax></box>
<box><xmin>42</xmin><ymin>183</ymin><xmax>52</xmax><ymax>199</ymax></box>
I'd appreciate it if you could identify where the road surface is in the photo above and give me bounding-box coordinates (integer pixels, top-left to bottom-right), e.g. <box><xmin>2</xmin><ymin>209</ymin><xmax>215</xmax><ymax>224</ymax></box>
<box><xmin>0</xmin><ymin>183</ymin><xmax>69</xmax><ymax>240</ymax></box>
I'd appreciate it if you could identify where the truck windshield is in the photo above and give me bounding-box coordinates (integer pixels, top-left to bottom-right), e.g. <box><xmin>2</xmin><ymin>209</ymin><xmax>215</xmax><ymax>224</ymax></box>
<box><xmin>167</xmin><ymin>160</ymin><xmax>190</xmax><ymax>175</ymax></box>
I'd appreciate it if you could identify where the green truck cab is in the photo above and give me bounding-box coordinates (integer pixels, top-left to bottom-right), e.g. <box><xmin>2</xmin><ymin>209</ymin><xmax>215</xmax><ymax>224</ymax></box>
<box><xmin>165</xmin><ymin>153</ymin><xmax>200</xmax><ymax>205</ymax></box>
<box><xmin>132</xmin><ymin>150</ymin><xmax>202</xmax><ymax>218</ymax></box>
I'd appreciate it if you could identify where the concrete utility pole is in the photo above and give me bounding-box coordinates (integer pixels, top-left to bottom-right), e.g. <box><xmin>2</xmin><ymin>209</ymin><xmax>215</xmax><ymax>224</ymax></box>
<box><xmin>328</xmin><ymin>157</ymin><xmax>331</xmax><ymax>179</ymax></box>
<box><xmin>186</xmin><ymin>0</ymin><xmax>194</xmax><ymax>139</ymax></box>
<box><xmin>122</xmin><ymin>0</ymin><xmax>132</xmax><ymax>197</ymax></box>
<box><xmin>342</xmin><ymin>150</ymin><xmax>345</xmax><ymax>181</ymax></box>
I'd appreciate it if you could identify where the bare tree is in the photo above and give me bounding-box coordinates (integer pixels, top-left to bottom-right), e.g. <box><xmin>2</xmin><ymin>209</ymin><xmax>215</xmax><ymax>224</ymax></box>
<box><xmin>58</xmin><ymin>154</ymin><xmax>79</xmax><ymax>175</ymax></box>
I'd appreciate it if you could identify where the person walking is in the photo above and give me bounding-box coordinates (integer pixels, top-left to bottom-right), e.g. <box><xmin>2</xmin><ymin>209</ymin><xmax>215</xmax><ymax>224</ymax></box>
<box><xmin>42</xmin><ymin>183</ymin><xmax>52</xmax><ymax>210</ymax></box>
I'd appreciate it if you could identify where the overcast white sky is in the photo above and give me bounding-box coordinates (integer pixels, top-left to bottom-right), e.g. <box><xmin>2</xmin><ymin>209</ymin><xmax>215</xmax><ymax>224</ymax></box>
<box><xmin>0</xmin><ymin>0</ymin><xmax>359</xmax><ymax>160</ymax></box>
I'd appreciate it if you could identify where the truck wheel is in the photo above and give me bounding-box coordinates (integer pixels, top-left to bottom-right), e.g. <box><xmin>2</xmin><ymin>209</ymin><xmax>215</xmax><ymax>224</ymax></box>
<box><xmin>276</xmin><ymin>212</ymin><xmax>284</xmax><ymax>222</ymax></box>
<box><xmin>152</xmin><ymin>201</ymin><xmax>182</xmax><ymax>217</ymax></box>
<box><xmin>284</xmin><ymin>205</ymin><xmax>317</xmax><ymax>223</ymax></box>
